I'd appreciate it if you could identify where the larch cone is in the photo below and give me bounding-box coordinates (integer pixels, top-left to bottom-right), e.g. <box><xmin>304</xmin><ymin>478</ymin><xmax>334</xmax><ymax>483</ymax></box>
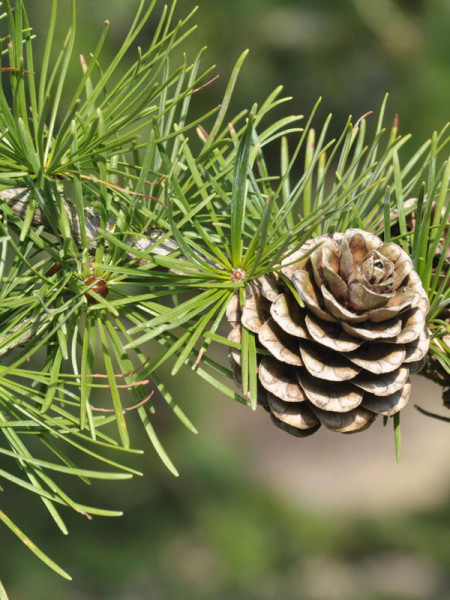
<box><xmin>227</xmin><ymin>229</ymin><xmax>430</xmax><ymax>436</ymax></box>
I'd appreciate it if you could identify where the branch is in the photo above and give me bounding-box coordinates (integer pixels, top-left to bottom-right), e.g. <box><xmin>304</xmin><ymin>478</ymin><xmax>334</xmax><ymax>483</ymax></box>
<box><xmin>0</xmin><ymin>186</ymin><xmax>178</xmax><ymax>256</ymax></box>
<box><xmin>0</xmin><ymin>186</ymin><xmax>218</xmax><ymax>360</ymax></box>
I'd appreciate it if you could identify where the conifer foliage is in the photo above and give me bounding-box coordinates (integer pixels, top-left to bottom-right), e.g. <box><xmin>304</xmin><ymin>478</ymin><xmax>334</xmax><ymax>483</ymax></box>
<box><xmin>0</xmin><ymin>0</ymin><xmax>448</xmax><ymax>587</ymax></box>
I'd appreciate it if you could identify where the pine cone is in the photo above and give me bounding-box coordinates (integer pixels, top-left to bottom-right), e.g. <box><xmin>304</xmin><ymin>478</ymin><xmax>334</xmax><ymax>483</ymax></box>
<box><xmin>228</xmin><ymin>229</ymin><xmax>430</xmax><ymax>436</ymax></box>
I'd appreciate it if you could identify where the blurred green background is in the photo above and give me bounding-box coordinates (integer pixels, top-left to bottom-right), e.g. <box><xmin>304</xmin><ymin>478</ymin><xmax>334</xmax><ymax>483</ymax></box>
<box><xmin>2</xmin><ymin>1</ymin><xmax>450</xmax><ymax>598</ymax></box>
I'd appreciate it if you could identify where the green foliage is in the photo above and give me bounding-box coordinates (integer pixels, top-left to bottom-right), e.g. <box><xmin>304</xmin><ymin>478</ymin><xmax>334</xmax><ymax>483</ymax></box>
<box><xmin>0</xmin><ymin>0</ymin><xmax>448</xmax><ymax>585</ymax></box>
<box><xmin>0</xmin><ymin>0</ymin><xmax>219</xmax><ymax>577</ymax></box>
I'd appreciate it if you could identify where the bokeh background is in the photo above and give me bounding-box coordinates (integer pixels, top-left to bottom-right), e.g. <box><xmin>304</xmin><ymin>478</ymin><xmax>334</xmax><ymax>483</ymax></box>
<box><xmin>2</xmin><ymin>0</ymin><xmax>450</xmax><ymax>598</ymax></box>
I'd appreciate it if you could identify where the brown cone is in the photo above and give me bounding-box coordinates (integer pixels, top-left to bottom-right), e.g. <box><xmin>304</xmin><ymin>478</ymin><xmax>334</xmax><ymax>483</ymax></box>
<box><xmin>228</xmin><ymin>229</ymin><xmax>431</xmax><ymax>435</ymax></box>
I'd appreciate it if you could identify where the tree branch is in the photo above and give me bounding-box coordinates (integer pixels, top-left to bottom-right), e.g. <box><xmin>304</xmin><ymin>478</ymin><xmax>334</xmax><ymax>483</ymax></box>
<box><xmin>0</xmin><ymin>186</ymin><xmax>178</xmax><ymax>256</ymax></box>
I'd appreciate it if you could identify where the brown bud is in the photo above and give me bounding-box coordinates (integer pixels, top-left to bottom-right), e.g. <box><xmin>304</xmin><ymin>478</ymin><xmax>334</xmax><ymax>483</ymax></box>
<box><xmin>84</xmin><ymin>275</ymin><xmax>108</xmax><ymax>304</ymax></box>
